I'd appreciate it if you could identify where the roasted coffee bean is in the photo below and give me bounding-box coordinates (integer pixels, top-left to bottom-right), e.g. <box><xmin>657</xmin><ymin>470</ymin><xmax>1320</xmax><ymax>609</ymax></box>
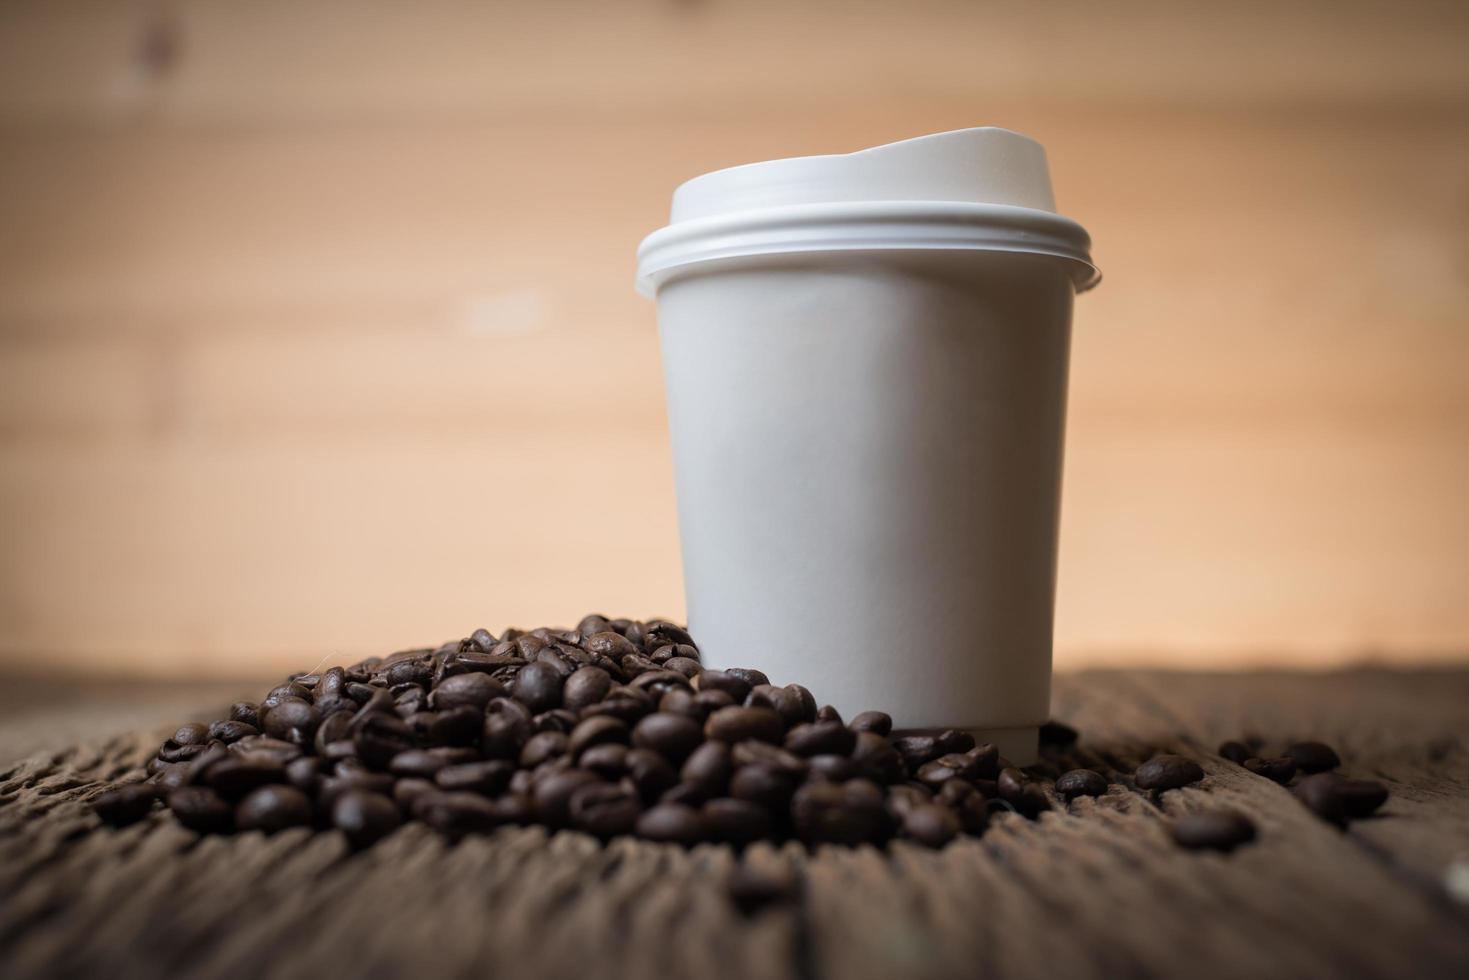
<box><xmin>393</xmin><ymin>777</ymin><xmax>437</xmax><ymax>814</ymax></box>
<box><xmin>916</xmin><ymin>753</ymin><xmax>984</xmax><ymax>788</ymax></box>
<box><xmin>1243</xmin><ymin>757</ymin><xmax>1297</xmax><ymax>784</ymax></box>
<box><xmin>629</xmin><ymin>669</ymin><xmax>693</xmax><ymax>698</ymax></box>
<box><xmin>576</xmin><ymin>614</ymin><xmax>610</xmax><ymax>637</ymax></box>
<box><xmin>724</xmin><ymin>667</ymin><xmax>770</xmax><ymax>689</ymax></box>
<box><xmin>1293</xmin><ymin>773</ymin><xmax>1388</xmax><ymax>823</ymax></box>
<box><xmin>663</xmin><ymin>656</ymin><xmax>704</xmax><ymax>678</ymax></box>
<box><xmin>703</xmin><ymin>797</ymin><xmax>774</xmax><ymax>846</ymax></box>
<box><xmin>785</xmin><ymin>721</ymin><xmax>856</xmax><ymax>758</ymax></box>
<box><xmin>681</xmin><ymin>741</ymin><xmax>733</xmax><ymax>796</ymax></box>
<box><xmin>158</xmin><ymin>742</ymin><xmax>208</xmax><ymax>764</ymax></box>
<box><xmin>430</xmin><ymin>672</ymin><xmax>506</xmax><ymax>711</ymax></box>
<box><xmin>236</xmin><ymin>785</ymin><xmax>312</xmax><ymax>833</ymax></box>
<box><xmin>657</xmin><ymin>688</ymin><xmax>702</xmax><ymax>719</ymax></box>
<box><xmin>582</xmin><ymin>631</ymin><xmax>639</xmax><ymax>663</ymax></box>
<box><xmin>579</xmin><ymin>685</ymin><xmax>655</xmax><ymax>725</ymax></box>
<box><xmin>208</xmin><ymin>720</ymin><xmax>258</xmax><ymax>744</ymax></box>
<box><xmin>229</xmin><ymin>702</ymin><xmax>261</xmax><ymax>728</ymax></box>
<box><xmin>580</xmin><ymin>742</ymin><xmax>628</xmax><ymax>778</ymax></box>
<box><xmin>632</xmin><ymin>712</ymin><xmax>705</xmax><ymax>763</ymax></box>
<box><xmin>171</xmin><ymin>722</ymin><xmax>210</xmax><ymax>746</ymax></box>
<box><xmin>313</xmin><ymin>711</ymin><xmax>354</xmax><ymax>755</ymax></box>
<box><xmin>746</xmin><ymin>685</ymin><xmax>815</xmax><ymax>728</ymax></box>
<box><xmin>567</xmin><ymin>716</ymin><xmax>628</xmax><ymax>758</ymax></box>
<box><xmin>482</xmin><ymin>702</ymin><xmax>533</xmax><ymax>760</ymax></box>
<box><xmin>635</xmin><ymin>803</ymin><xmax>707</xmax><ymax>846</ymax></box>
<box><xmin>661</xmin><ymin>782</ymin><xmax>708</xmax><ymax>807</ymax></box>
<box><xmin>353</xmin><ymin>714</ymin><xmax>415</xmax><ymax>769</ymax></box>
<box><xmin>92</xmin><ymin>784</ymin><xmax>157</xmax><ymax>827</ymax></box>
<box><xmin>203</xmin><ymin>755</ymin><xmax>286</xmax><ymax>800</ymax></box>
<box><xmin>1134</xmin><ymin>754</ymin><xmax>1205</xmax><ymax>791</ymax></box>
<box><xmin>332</xmin><ymin>791</ymin><xmax>401</xmax><ymax>848</ymax></box>
<box><xmin>563</xmin><ymin>666</ymin><xmax>614</xmax><ymax>711</ymax></box>
<box><xmin>730</xmin><ymin>764</ymin><xmax>797</xmax><ymax>811</ymax></box>
<box><xmin>851</xmin><ymin>732</ymin><xmax>905</xmax><ymax>784</ymax></box>
<box><xmin>519</xmin><ymin>731</ymin><xmax>569</xmax><ymax>768</ymax></box>
<box><xmin>1172</xmin><ymin>810</ymin><xmax>1256</xmax><ymax>852</ymax></box>
<box><xmin>532</xmin><ymin>768</ymin><xmax>602</xmax><ymax>828</ymax></box>
<box><xmin>997</xmin><ymin>767</ymin><xmax>1028</xmax><ymax>803</ymax></box>
<box><xmin>815</xmin><ymin>705</ymin><xmax>843</xmax><ymax>725</ymax></box>
<box><xmin>1054</xmin><ymin>769</ymin><xmax>1108</xmax><ymax>801</ymax></box>
<box><xmin>964</xmin><ymin>743</ymin><xmax>1001</xmax><ymax>780</ymax></box>
<box><xmin>934</xmin><ymin>730</ymin><xmax>975</xmax><ymax>755</ymax></box>
<box><xmin>693</xmin><ymin>670</ymin><xmax>753</xmax><ymax>704</ymax></box>
<box><xmin>533</xmin><ymin>708</ymin><xmax>580</xmax><ymax>734</ymax></box>
<box><xmin>705</xmin><ymin>706</ymin><xmax>785</xmax><ymax>745</ymax></box>
<box><xmin>884</xmin><ymin>783</ymin><xmax>932</xmax><ymax>819</ymax></box>
<box><xmin>1285</xmin><ymin>741</ymin><xmax>1340</xmax><ymax>774</ymax></box>
<box><xmin>318</xmin><ymin>772</ymin><xmax>395</xmax><ymax>813</ymax></box>
<box><xmin>731</xmin><ymin>740</ymin><xmax>809</xmax><ymax>777</ymax></box>
<box><xmin>848</xmin><ymin>711</ymin><xmax>892</xmax><ymax>736</ymax></box>
<box><xmin>903</xmin><ymin>804</ymin><xmax>960</xmax><ymax>848</ymax></box>
<box><xmin>1218</xmin><ymin>740</ymin><xmax>1253</xmax><ymax>765</ymax></box>
<box><xmin>512</xmin><ymin>660</ymin><xmax>565</xmax><ymax>714</ymax></box>
<box><xmin>413</xmin><ymin>791</ymin><xmax>502</xmax><ymax>836</ymax></box>
<box><xmin>807</xmin><ymin>754</ymin><xmax>858</xmax><ymax>782</ymax></box>
<box><xmin>168</xmin><ymin>786</ymin><xmax>233</xmax><ymax>833</ymax></box>
<box><xmin>620</xmin><ymin>653</ymin><xmax>660</xmax><ymax>678</ymax></box>
<box><xmin>388</xmin><ymin>749</ymin><xmax>448</xmax><ymax>779</ymax></box>
<box><xmin>230</xmin><ymin>736</ymin><xmax>302</xmax><ymax>764</ymax></box>
<box><xmin>1038</xmin><ymin>720</ymin><xmax>1079</xmax><ymax>749</ymax></box>
<box><xmin>423</xmin><ymin>705</ymin><xmax>479</xmax><ymax>747</ymax></box>
<box><xmin>569</xmin><ymin>781</ymin><xmax>642</xmax><ymax>839</ymax></box>
<box><xmin>625</xmin><ymin>748</ymin><xmax>678</xmax><ymax>802</ymax></box>
<box><xmin>386</xmin><ymin>660</ymin><xmax>432</xmax><ymax>689</ymax></box>
<box><xmin>284</xmin><ymin>756</ymin><xmax>325</xmax><ymax>794</ymax></box>
<box><xmin>435</xmin><ymin>760</ymin><xmax>515</xmax><ymax>796</ymax></box>
<box><xmin>791</xmin><ymin>779</ymin><xmax>889</xmax><ymax>846</ymax></box>
<box><xmin>892</xmin><ymin>734</ymin><xmax>940</xmax><ymax>772</ymax></box>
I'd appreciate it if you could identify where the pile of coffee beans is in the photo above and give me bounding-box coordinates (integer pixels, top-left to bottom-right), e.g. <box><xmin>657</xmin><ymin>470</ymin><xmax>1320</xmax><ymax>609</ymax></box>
<box><xmin>1217</xmin><ymin>737</ymin><xmax>1389</xmax><ymax>825</ymax></box>
<box><xmin>93</xmin><ymin>617</ymin><xmax>1077</xmax><ymax>850</ymax></box>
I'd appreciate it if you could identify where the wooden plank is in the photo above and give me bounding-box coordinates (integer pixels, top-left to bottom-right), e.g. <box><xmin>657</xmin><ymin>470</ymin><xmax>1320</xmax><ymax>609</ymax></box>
<box><xmin>2</xmin><ymin>669</ymin><xmax>1466</xmax><ymax>979</ymax></box>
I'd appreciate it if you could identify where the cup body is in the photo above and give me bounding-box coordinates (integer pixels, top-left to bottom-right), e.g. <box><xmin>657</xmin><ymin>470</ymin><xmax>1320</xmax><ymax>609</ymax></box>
<box><xmin>656</xmin><ymin>250</ymin><xmax>1074</xmax><ymax>761</ymax></box>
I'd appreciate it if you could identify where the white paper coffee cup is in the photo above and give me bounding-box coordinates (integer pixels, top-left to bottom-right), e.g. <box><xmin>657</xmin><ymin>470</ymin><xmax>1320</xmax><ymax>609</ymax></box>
<box><xmin>636</xmin><ymin>128</ymin><xmax>1098</xmax><ymax>764</ymax></box>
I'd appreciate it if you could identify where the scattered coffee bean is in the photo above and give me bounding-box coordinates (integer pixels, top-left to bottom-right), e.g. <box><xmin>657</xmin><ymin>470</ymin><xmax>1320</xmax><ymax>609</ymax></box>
<box><xmin>1055</xmin><ymin>769</ymin><xmax>1107</xmax><ymax>801</ymax></box>
<box><xmin>1285</xmin><ymin>741</ymin><xmax>1341</xmax><ymax>774</ymax></box>
<box><xmin>1134</xmin><ymin>755</ymin><xmax>1205</xmax><ymax>791</ymax></box>
<box><xmin>1293</xmin><ymin>773</ymin><xmax>1388</xmax><ymax>823</ymax></box>
<box><xmin>92</xmin><ymin>784</ymin><xmax>157</xmax><ymax>827</ymax></box>
<box><xmin>236</xmin><ymin>785</ymin><xmax>312</xmax><ymax>834</ymax></box>
<box><xmin>1172</xmin><ymin>810</ymin><xmax>1256</xmax><ymax>852</ymax></box>
<box><xmin>1218</xmin><ymin>740</ymin><xmax>1252</xmax><ymax>765</ymax></box>
<box><xmin>1243</xmin><ymin>757</ymin><xmax>1297</xmax><ymax>784</ymax></box>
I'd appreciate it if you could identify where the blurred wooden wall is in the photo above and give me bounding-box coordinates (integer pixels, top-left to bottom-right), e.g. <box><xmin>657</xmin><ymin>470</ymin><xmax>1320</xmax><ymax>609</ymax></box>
<box><xmin>1</xmin><ymin>0</ymin><xmax>1467</xmax><ymax>675</ymax></box>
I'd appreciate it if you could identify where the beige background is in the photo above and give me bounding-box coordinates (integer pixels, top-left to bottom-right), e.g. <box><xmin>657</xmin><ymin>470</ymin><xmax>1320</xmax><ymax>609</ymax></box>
<box><xmin>1</xmin><ymin>0</ymin><xmax>1466</xmax><ymax>677</ymax></box>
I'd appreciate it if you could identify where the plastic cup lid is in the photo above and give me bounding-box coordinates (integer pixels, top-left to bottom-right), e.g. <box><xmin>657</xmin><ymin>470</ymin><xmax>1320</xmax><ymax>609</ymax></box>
<box><xmin>636</xmin><ymin>127</ymin><xmax>1099</xmax><ymax>296</ymax></box>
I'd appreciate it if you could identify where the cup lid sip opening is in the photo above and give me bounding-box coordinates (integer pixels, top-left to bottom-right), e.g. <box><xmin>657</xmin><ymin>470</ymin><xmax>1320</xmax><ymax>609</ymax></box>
<box><xmin>636</xmin><ymin>127</ymin><xmax>1099</xmax><ymax>296</ymax></box>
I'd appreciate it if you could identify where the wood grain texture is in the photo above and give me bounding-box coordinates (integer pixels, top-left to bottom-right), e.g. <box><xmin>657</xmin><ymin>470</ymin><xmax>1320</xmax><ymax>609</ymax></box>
<box><xmin>3</xmin><ymin>669</ymin><xmax>1467</xmax><ymax>979</ymax></box>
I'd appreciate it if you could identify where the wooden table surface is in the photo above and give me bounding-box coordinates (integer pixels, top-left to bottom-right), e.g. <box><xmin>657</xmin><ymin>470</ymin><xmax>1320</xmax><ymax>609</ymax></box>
<box><xmin>3</xmin><ymin>668</ymin><xmax>1468</xmax><ymax>980</ymax></box>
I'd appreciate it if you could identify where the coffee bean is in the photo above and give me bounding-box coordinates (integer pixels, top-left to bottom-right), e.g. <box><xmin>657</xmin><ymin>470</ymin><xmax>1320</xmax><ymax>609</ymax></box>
<box><xmin>663</xmin><ymin>657</ymin><xmax>704</xmax><ymax>679</ymax></box>
<box><xmin>703</xmin><ymin>798</ymin><xmax>773</xmax><ymax>846</ymax></box>
<box><xmin>747</xmin><ymin>685</ymin><xmax>815</xmax><ymax>728</ymax></box>
<box><xmin>1218</xmin><ymin>740</ymin><xmax>1253</xmax><ymax>765</ymax></box>
<box><xmin>582</xmin><ymin>631</ymin><xmax>640</xmax><ymax>663</ymax></box>
<box><xmin>1039</xmin><ymin>720</ymin><xmax>1079</xmax><ymax>749</ymax></box>
<box><xmin>1054</xmin><ymin>769</ymin><xmax>1108</xmax><ymax>801</ymax></box>
<box><xmin>393</xmin><ymin>777</ymin><xmax>437</xmax><ymax>814</ymax></box>
<box><xmin>353</xmin><ymin>714</ymin><xmax>415</xmax><ymax>769</ymax></box>
<box><xmin>532</xmin><ymin>768</ymin><xmax>602</xmax><ymax>827</ymax></box>
<box><xmin>512</xmin><ymin>660</ymin><xmax>564</xmax><ymax>714</ymax></box>
<box><xmin>892</xmin><ymin>734</ymin><xmax>940</xmax><ymax>773</ymax></box>
<box><xmin>1293</xmin><ymin>772</ymin><xmax>1388</xmax><ymax>823</ymax></box>
<box><xmin>1243</xmin><ymin>757</ymin><xmax>1297</xmax><ymax>784</ymax></box>
<box><xmin>171</xmin><ymin>723</ymin><xmax>210</xmax><ymax>746</ymax></box>
<box><xmin>318</xmin><ymin>772</ymin><xmax>395</xmax><ymax>813</ymax></box>
<box><xmin>435</xmin><ymin>760</ymin><xmax>515</xmax><ymax>795</ymax></box>
<box><xmin>916</xmin><ymin>753</ymin><xmax>984</xmax><ymax>788</ymax></box>
<box><xmin>229</xmin><ymin>702</ymin><xmax>261</xmax><ymax>728</ymax></box>
<box><xmin>1285</xmin><ymin>741</ymin><xmax>1340</xmax><ymax>774</ymax></box>
<box><xmin>92</xmin><ymin>784</ymin><xmax>157</xmax><ymax>827</ymax></box>
<box><xmin>934</xmin><ymin>730</ymin><xmax>975</xmax><ymax>755</ymax></box>
<box><xmin>964</xmin><ymin>743</ymin><xmax>1000</xmax><ymax>780</ymax></box>
<box><xmin>430</xmin><ymin>672</ymin><xmax>506</xmax><ymax>711</ymax></box>
<box><xmin>791</xmin><ymin>779</ymin><xmax>890</xmax><ymax>845</ymax></box>
<box><xmin>579</xmin><ymin>685</ymin><xmax>655</xmax><ymax>725</ymax></box>
<box><xmin>284</xmin><ymin>756</ymin><xmax>325</xmax><ymax>794</ymax></box>
<box><xmin>168</xmin><ymin>786</ymin><xmax>233</xmax><ymax>833</ymax></box>
<box><xmin>1134</xmin><ymin>754</ymin><xmax>1205</xmax><ymax>791</ymax></box>
<box><xmin>332</xmin><ymin>790</ymin><xmax>401</xmax><ymax>848</ymax></box>
<box><xmin>848</xmin><ymin>711</ymin><xmax>892</xmax><ymax>736</ymax></box>
<box><xmin>851</xmin><ymin>732</ymin><xmax>905</xmax><ymax>784</ymax></box>
<box><xmin>815</xmin><ymin>705</ymin><xmax>843</xmax><ymax>725</ymax></box>
<box><xmin>807</xmin><ymin>754</ymin><xmax>858</xmax><ymax>782</ymax></box>
<box><xmin>902</xmin><ymin>804</ymin><xmax>960</xmax><ymax>848</ymax></box>
<box><xmin>1172</xmin><ymin>810</ymin><xmax>1256</xmax><ymax>852</ymax></box>
<box><xmin>563</xmin><ymin>666</ymin><xmax>614</xmax><ymax>712</ymax></box>
<box><xmin>730</xmin><ymin>764</ymin><xmax>797</xmax><ymax>811</ymax></box>
<box><xmin>207</xmin><ymin>720</ymin><xmax>258</xmax><ymax>744</ymax></box>
<box><xmin>681</xmin><ymin>741</ymin><xmax>733</xmax><ymax>796</ymax></box>
<box><xmin>625</xmin><ymin>749</ymin><xmax>678</xmax><ymax>803</ymax></box>
<box><xmin>705</xmin><ymin>706</ymin><xmax>785</xmax><ymax>745</ymax></box>
<box><xmin>202</xmin><ymin>755</ymin><xmax>286</xmax><ymax>800</ymax></box>
<box><xmin>693</xmin><ymin>670</ymin><xmax>753</xmax><ymax>704</ymax></box>
<box><xmin>635</xmin><ymin>803</ymin><xmax>707</xmax><ymax>846</ymax></box>
<box><xmin>724</xmin><ymin>667</ymin><xmax>770</xmax><ymax>689</ymax></box>
<box><xmin>785</xmin><ymin>721</ymin><xmax>856</xmax><ymax>757</ymax></box>
<box><xmin>632</xmin><ymin>712</ymin><xmax>704</xmax><ymax>764</ymax></box>
<box><xmin>413</xmin><ymin>791</ymin><xmax>502</xmax><ymax>836</ymax></box>
<box><xmin>580</xmin><ymin>743</ymin><xmax>628</xmax><ymax>778</ymax></box>
<box><xmin>519</xmin><ymin>731</ymin><xmax>569</xmax><ymax>768</ymax></box>
<box><xmin>568</xmin><ymin>716</ymin><xmax>629</xmax><ymax>758</ymax></box>
<box><xmin>388</xmin><ymin>749</ymin><xmax>448</xmax><ymax>779</ymax></box>
<box><xmin>236</xmin><ymin>785</ymin><xmax>312</xmax><ymax>833</ymax></box>
<box><xmin>386</xmin><ymin>660</ymin><xmax>432</xmax><ymax>689</ymax></box>
<box><xmin>569</xmin><ymin>781</ymin><xmax>642</xmax><ymax>839</ymax></box>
